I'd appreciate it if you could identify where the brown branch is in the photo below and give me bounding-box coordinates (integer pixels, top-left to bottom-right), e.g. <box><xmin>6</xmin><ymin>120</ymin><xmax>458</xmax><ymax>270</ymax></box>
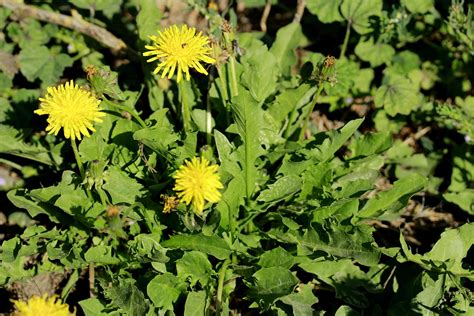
<box><xmin>260</xmin><ymin>0</ymin><xmax>272</xmax><ymax>33</ymax></box>
<box><xmin>403</xmin><ymin>126</ymin><xmax>432</xmax><ymax>146</ymax></box>
<box><xmin>89</xmin><ymin>263</ymin><xmax>95</xmax><ymax>298</ymax></box>
<box><xmin>0</xmin><ymin>0</ymin><xmax>127</xmax><ymax>53</ymax></box>
<box><xmin>293</xmin><ymin>0</ymin><xmax>306</xmax><ymax>23</ymax></box>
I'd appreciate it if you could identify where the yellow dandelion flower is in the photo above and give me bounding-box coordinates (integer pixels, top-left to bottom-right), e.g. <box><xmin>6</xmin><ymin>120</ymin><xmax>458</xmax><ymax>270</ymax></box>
<box><xmin>143</xmin><ymin>24</ymin><xmax>216</xmax><ymax>83</ymax></box>
<box><xmin>173</xmin><ymin>157</ymin><xmax>223</xmax><ymax>214</ymax></box>
<box><xmin>35</xmin><ymin>80</ymin><xmax>105</xmax><ymax>140</ymax></box>
<box><xmin>12</xmin><ymin>294</ymin><xmax>74</xmax><ymax>316</ymax></box>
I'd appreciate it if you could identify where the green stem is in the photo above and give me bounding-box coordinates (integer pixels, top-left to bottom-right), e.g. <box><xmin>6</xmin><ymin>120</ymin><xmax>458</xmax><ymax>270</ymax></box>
<box><xmin>216</xmin><ymin>66</ymin><xmax>231</xmax><ymax>127</ymax></box>
<box><xmin>229</xmin><ymin>56</ymin><xmax>239</xmax><ymax>97</ymax></box>
<box><xmin>179</xmin><ymin>81</ymin><xmax>191</xmax><ymax>131</ymax></box>
<box><xmin>60</xmin><ymin>269</ymin><xmax>79</xmax><ymax>300</ymax></box>
<box><xmin>0</xmin><ymin>158</ymin><xmax>22</xmax><ymax>170</ymax></box>
<box><xmin>229</xmin><ymin>205</ymin><xmax>236</xmax><ymax>241</ymax></box>
<box><xmin>238</xmin><ymin>212</ymin><xmax>259</xmax><ymax>234</ymax></box>
<box><xmin>103</xmin><ymin>98</ymin><xmax>147</xmax><ymax>128</ymax></box>
<box><xmin>97</xmin><ymin>188</ymin><xmax>109</xmax><ymax>206</ymax></box>
<box><xmin>283</xmin><ymin>106</ymin><xmax>300</xmax><ymax>139</ymax></box>
<box><xmin>216</xmin><ymin>258</ymin><xmax>231</xmax><ymax>315</ymax></box>
<box><xmin>340</xmin><ymin>20</ymin><xmax>352</xmax><ymax>59</ymax></box>
<box><xmin>205</xmin><ymin>71</ymin><xmax>216</xmax><ymax>145</ymax></box>
<box><xmin>132</xmin><ymin>203</ymin><xmax>155</xmax><ymax>233</ymax></box>
<box><xmin>71</xmin><ymin>139</ymin><xmax>93</xmax><ymax>199</ymax></box>
<box><xmin>71</xmin><ymin>138</ymin><xmax>85</xmax><ymax>179</ymax></box>
<box><xmin>206</xmin><ymin>90</ymin><xmax>212</xmax><ymax>145</ymax></box>
<box><xmin>299</xmin><ymin>84</ymin><xmax>324</xmax><ymax>141</ymax></box>
<box><xmin>216</xmin><ymin>66</ymin><xmax>229</xmax><ymax>104</ymax></box>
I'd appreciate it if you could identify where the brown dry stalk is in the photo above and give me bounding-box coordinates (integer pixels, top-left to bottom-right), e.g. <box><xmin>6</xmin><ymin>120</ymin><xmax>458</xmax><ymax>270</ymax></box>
<box><xmin>260</xmin><ymin>0</ymin><xmax>272</xmax><ymax>33</ymax></box>
<box><xmin>0</xmin><ymin>0</ymin><xmax>127</xmax><ymax>53</ymax></box>
<box><xmin>294</xmin><ymin>0</ymin><xmax>306</xmax><ymax>23</ymax></box>
<box><xmin>403</xmin><ymin>126</ymin><xmax>432</xmax><ymax>146</ymax></box>
<box><xmin>89</xmin><ymin>262</ymin><xmax>95</xmax><ymax>298</ymax></box>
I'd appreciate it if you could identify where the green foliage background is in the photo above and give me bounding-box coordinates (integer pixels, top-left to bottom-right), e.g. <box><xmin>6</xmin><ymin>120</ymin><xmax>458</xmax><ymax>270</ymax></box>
<box><xmin>0</xmin><ymin>0</ymin><xmax>473</xmax><ymax>315</ymax></box>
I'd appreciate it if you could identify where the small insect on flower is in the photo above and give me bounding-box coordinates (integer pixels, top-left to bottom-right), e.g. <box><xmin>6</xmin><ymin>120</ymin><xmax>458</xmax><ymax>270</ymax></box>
<box><xmin>12</xmin><ymin>294</ymin><xmax>75</xmax><ymax>316</ymax></box>
<box><xmin>173</xmin><ymin>157</ymin><xmax>223</xmax><ymax>215</ymax></box>
<box><xmin>35</xmin><ymin>80</ymin><xmax>105</xmax><ymax>140</ymax></box>
<box><xmin>143</xmin><ymin>24</ymin><xmax>216</xmax><ymax>83</ymax></box>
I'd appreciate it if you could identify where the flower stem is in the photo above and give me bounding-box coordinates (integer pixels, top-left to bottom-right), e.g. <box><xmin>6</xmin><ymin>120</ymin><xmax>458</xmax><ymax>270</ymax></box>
<box><xmin>216</xmin><ymin>66</ymin><xmax>231</xmax><ymax>127</ymax></box>
<box><xmin>340</xmin><ymin>20</ymin><xmax>352</xmax><ymax>59</ymax></box>
<box><xmin>71</xmin><ymin>138</ymin><xmax>85</xmax><ymax>179</ymax></box>
<box><xmin>97</xmin><ymin>188</ymin><xmax>109</xmax><ymax>206</ymax></box>
<box><xmin>299</xmin><ymin>84</ymin><xmax>324</xmax><ymax>141</ymax></box>
<box><xmin>102</xmin><ymin>97</ymin><xmax>147</xmax><ymax>128</ymax></box>
<box><xmin>216</xmin><ymin>66</ymin><xmax>229</xmax><ymax>104</ymax></box>
<box><xmin>179</xmin><ymin>80</ymin><xmax>192</xmax><ymax>131</ymax></box>
<box><xmin>139</xmin><ymin>207</ymin><xmax>155</xmax><ymax>233</ymax></box>
<box><xmin>0</xmin><ymin>158</ymin><xmax>22</xmax><ymax>171</ymax></box>
<box><xmin>228</xmin><ymin>56</ymin><xmax>239</xmax><ymax>98</ymax></box>
<box><xmin>216</xmin><ymin>258</ymin><xmax>231</xmax><ymax>315</ymax></box>
<box><xmin>71</xmin><ymin>139</ymin><xmax>93</xmax><ymax>199</ymax></box>
<box><xmin>206</xmin><ymin>89</ymin><xmax>212</xmax><ymax>145</ymax></box>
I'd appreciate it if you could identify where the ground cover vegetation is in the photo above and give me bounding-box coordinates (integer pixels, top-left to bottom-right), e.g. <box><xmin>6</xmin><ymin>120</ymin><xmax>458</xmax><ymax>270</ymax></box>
<box><xmin>0</xmin><ymin>0</ymin><xmax>473</xmax><ymax>315</ymax></box>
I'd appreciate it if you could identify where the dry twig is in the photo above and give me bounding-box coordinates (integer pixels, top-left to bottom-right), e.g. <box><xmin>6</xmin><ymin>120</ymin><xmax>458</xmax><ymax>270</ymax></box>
<box><xmin>89</xmin><ymin>262</ymin><xmax>95</xmax><ymax>298</ymax></box>
<box><xmin>260</xmin><ymin>0</ymin><xmax>272</xmax><ymax>33</ymax></box>
<box><xmin>0</xmin><ymin>0</ymin><xmax>127</xmax><ymax>53</ymax></box>
<box><xmin>294</xmin><ymin>0</ymin><xmax>306</xmax><ymax>23</ymax></box>
<box><xmin>403</xmin><ymin>126</ymin><xmax>432</xmax><ymax>146</ymax></box>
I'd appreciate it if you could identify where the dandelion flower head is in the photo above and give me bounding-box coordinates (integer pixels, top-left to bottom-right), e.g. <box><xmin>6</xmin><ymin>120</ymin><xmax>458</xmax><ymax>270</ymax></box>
<box><xmin>35</xmin><ymin>80</ymin><xmax>105</xmax><ymax>140</ymax></box>
<box><xmin>173</xmin><ymin>157</ymin><xmax>223</xmax><ymax>214</ymax></box>
<box><xmin>12</xmin><ymin>294</ymin><xmax>74</xmax><ymax>316</ymax></box>
<box><xmin>143</xmin><ymin>25</ymin><xmax>216</xmax><ymax>82</ymax></box>
<box><xmin>161</xmin><ymin>194</ymin><xmax>179</xmax><ymax>214</ymax></box>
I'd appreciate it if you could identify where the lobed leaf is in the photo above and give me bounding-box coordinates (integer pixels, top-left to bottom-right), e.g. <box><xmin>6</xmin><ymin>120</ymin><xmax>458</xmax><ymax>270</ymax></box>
<box><xmin>161</xmin><ymin>234</ymin><xmax>232</xmax><ymax>260</ymax></box>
